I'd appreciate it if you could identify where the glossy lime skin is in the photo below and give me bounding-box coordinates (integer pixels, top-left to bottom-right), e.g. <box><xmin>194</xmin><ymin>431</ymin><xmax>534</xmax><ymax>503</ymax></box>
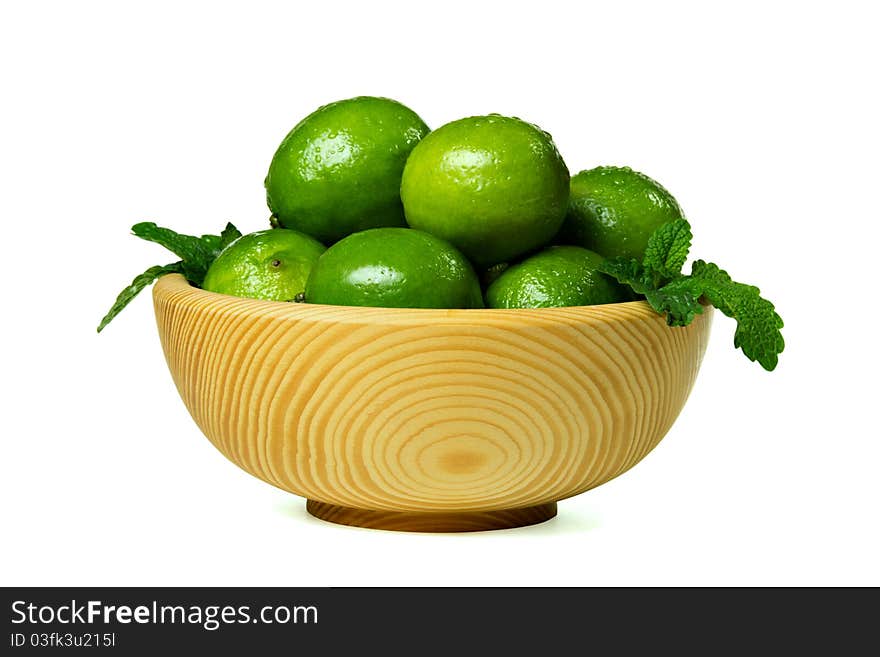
<box><xmin>265</xmin><ymin>96</ymin><xmax>430</xmax><ymax>244</ymax></box>
<box><xmin>305</xmin><ymin>228</ymin><xmax>483</xmax><ymax>309</ymax></box>
<box><xmin>486</xmin><ymin>246</ymin><xmax>628</xmax><ymax>309</ymax></box>
<box><xmin>400</xmin><ymin>115</ymin><xmax>570</xmax><ymax>267</ymax></box>
<box><xmin>202</xmin><ymin>229</ymin><xmax>325</xmax><ymax>301</ymax></box>
<box><xmin>557</xmin><ymin>166</ymin><xmax>684</xmax><ymax>261</ymax></box>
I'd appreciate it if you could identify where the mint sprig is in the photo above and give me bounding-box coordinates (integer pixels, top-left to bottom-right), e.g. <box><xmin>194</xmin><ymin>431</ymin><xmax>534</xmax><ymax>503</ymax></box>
<box><xmin>97</xmin><ymin>221</ymin><xmax>241</xmax><ymax>332</ymax></box>
<box><xmin>642</xmin><ymin>218</ymin><xmax>693</xmax><ymax>280</ymax></box>
<box><xmin>600</xmin><ymin>219</ymin><xmax>784</xmax><ymax>371</ymax></box>
<box><xmin>97</xmin><ymin>263</ymin><xmax>184</xmax><ymax>333</ymax></box>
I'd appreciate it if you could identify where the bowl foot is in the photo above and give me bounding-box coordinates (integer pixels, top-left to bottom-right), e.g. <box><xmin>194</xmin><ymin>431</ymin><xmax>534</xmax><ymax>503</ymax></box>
<box><xmin>306</xmin><ymin>500</ymin><xmax>557</xmax><ymax>533</ymax></box>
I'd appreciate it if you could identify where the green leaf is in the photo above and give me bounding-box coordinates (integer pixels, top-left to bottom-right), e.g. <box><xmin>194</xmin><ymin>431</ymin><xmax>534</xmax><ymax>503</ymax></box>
<box><xmin>642</xmin><ymin>218</ymin><xmax>692</xmax><ymax>280</ymax></box>
<box><xmin>201</xmin><ymin>221</ymin><xmax>242</xmax><ymax>258</ymax></box>
<box><xmin>199</xmin><ymin>221</ymin><xmax>241</xmax><ymax>254</ymax></box>
<box><xmin>645</xmin><ymin>277</ymin><xmax>705</xmax><ymax>326</ymax></box>
<box><xmin>600</xmin><ymin>257</ymin><xmax>654</xmax><ymax>295</ymax></box>
<box><xmin>97</xmin><ymin>262</ymin><xmax>183</xmax><ymax>333</ymax></box>
<box><xmin>198</xmin><ymin>233</ymin><xmax>222</xmax><ymax>254</ymax></box>
<box><xmin>690</xmin><ymin>261</ymin><xmax>784</xmax><ymax>371</ymax></box>
<box><xmin>601</xmin><ymin>244</ymin><xmax>784</xmax><ymax>370</ymax></box>
<box><xmin>218</xmin><ymin>222</ymin><xmax>242</xmax><ymax>250</ymax></box>
<box><xmin>690</xmin><ymin>259</ymin><xmax>732</xmax><ymax>285</ymax></box>
<box><xmin>100</xmin><ymin>221</ymin><xmax>243</xmax><ymax>333</ymax></box>
<box><xmin>131</xmin><ymin>222</ymin><xmax>215</xmax><ymax>267</ymax></box>
<box><xmin>130</xmin><ymin>221</ymin><xmax>240</xmax><ymax>286</ymax></box>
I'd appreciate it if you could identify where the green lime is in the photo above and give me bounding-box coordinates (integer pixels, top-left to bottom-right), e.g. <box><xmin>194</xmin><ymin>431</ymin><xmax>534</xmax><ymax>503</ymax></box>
<box><xmin>202</xmin><ymin>229</ymin><xmax>325</xmax><ymax>301</ymax></box>
<box><xmin>557</xmin><ymin>166</ymin><xmax>684</xmax><ymax>260</ymax></box>
<box><xmin>486</xmin><ymin>246</ymin><xmax>628</xmax><ymax>309</ymax></box>
<box><xmin>265</xmin><ymin>96</ymin><xmax>430</xmax><ymax>244</ymax></box>
<box><xmin>400</xmin><ymin>114</ymin><xmax>569</xmax><ymax>267</ymax></box>
<box><xmin>305</xmin><ymin>228</ymin><xmax>483</xmax><ymax>309</ymax></box>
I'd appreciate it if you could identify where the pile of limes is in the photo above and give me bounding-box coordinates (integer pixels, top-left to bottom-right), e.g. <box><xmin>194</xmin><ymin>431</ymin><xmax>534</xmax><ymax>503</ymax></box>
<box><xmin>204</xmin><ymin>96</ymin><xmax>685</xmax><ymax>309</ymax></box>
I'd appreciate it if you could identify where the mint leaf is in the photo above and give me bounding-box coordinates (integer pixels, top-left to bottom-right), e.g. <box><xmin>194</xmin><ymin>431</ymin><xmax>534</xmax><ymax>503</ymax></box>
<box><xmin>218</xmin><ymin>222</ymin><xmax>242</xmax><ymax>250</ymax></box>
<box><xmin>100</xmin><ymin>221</ymin><xmax>242</xmax><ymax>332</ymax></box>
<box><xmin>131</xmin><ymin>222</ymin><xmax>215</xmax><ymax>271</ymax></box>
<box><xmin>646</xmin><ymin>277</ymin><xmax>705</xmax><ymax>327</ymax></box>
<box><xmin>97</xmin><ymin>263</ymin><xmax>183</xmax><ymax>333</ymax></box>
<box><xmin>198</xmin><ymin>223</ymin><xmax>240</xmax><ymax>254</ymax></box>
<box><xmin>198</xmin><ymin>233</ymin><xmax>222</xmax><ymax>254</ymax></box>
<box><xmin>642</xmin><ymin>218</ymin><xmax>692</xmax><ymax>280</ymax></box>
<box><xmin>600</xmin><ymin>257</ymin><xmax>654</xmax><ymax>295</ymax></box>
<box><xmin>600</xmin><ymin>223</ymin><xmax>784</xmax><ymax>370</ymax></box>
<box><xmin>603</xmin><ymin>257</ymin><xmax>704</xmax><ymax>325</ymax></box>
<box><xmin>131</xmin><ymin>221</ymin><xmax>241</xmax><ymax>286</ymax></box>
<box><xmin>690</xmin><ymin>259</ymin><xmax>731</xmax><ymax>285</ymax></box>
<box><xmin>689</xmin><ymin>260</ymin><xmax>784</xmax><ymax>371</ymax></box>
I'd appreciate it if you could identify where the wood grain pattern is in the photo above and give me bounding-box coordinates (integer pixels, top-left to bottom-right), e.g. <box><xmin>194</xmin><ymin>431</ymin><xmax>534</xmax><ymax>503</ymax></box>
<box><xmin>306</xmin><ymin>500</ymin><xmax>557</xmax><ymax>532</ymax></box>
<box><xmin>153</xmin><ymin>274</ymin><xmax>712</xmax><ymax>531</ymax></box>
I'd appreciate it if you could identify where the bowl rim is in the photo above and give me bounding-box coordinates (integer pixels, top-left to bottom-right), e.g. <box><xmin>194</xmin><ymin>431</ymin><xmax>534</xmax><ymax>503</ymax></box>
<box><xmin>153</xmin><ymin>273</ymin><xmax>683</xmax><ymax>328</ymax></box>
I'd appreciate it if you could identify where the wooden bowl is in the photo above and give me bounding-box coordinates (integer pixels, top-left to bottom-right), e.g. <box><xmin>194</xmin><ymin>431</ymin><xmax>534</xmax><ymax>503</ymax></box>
<box><xmin>153</xmin><ymin>274</ymin><xmax>712</xmax><ymax>532</ymax></box>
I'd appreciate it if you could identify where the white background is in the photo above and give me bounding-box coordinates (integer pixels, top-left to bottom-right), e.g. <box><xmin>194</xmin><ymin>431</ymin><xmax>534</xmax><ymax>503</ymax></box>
<box><xmin>2</xmin><ymin>1</ymin><xmax>878</xmax><ymax>586</ymax></box>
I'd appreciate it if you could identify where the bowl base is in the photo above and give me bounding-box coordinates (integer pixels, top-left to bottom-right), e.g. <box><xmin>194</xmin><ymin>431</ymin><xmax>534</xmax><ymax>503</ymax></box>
<box><xmin>306</xmin><ymin>500</ymin><xmax>557</xmax><ymax>533</ymax></box>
